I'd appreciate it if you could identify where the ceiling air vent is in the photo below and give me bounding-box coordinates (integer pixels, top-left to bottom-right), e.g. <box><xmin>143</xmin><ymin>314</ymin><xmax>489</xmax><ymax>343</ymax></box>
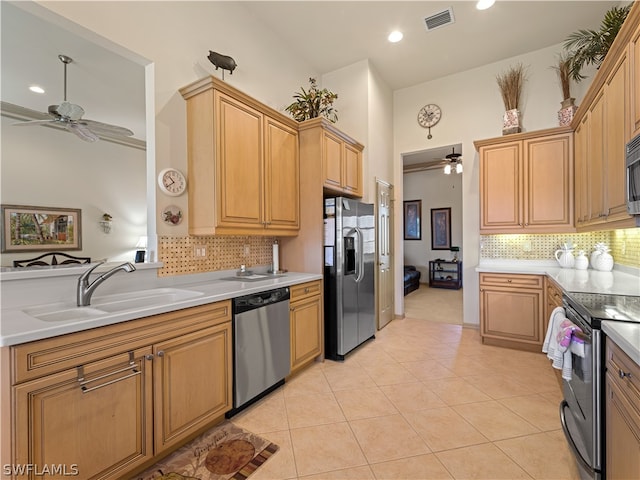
<box><xmin>424</xmin><ymin>7</ymin><xmax>455</xmax><ymax>32</ymax></box>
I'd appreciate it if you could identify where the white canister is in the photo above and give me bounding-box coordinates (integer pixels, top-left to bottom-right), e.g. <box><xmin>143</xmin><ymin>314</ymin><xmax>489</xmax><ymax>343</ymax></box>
<box><xmin>594</xmin><ymin>252</ymin><xmax>614</xmax><ymax>272</ymax></box>
<box><xmin>574</xmin><ymin>251</ymin><xmax>589</xmax><ymax>270</ymax></box>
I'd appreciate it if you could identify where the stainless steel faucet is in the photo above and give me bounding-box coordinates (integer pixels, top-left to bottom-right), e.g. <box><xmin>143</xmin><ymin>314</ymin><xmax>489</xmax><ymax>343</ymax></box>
<box><xmin>77</xmin><ymin>262</ymin><xmax>136</xmax><ymax>306</ymax></box>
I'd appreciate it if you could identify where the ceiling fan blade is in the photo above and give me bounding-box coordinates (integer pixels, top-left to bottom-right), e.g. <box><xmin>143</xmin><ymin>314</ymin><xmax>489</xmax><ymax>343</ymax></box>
<box><xmin>66</xmin><ymin>122</ymin><xmax>99</xmax><ymax>142</ymax></box>
<box><xmin>80</xmin><ymin>119</ymin><xmax>134</xmax><ymax>137</ymax></box>
<box><xmin>13</xmin><ymin>119</ymin><xmax>57</xmax><ymax>127</ymax></box>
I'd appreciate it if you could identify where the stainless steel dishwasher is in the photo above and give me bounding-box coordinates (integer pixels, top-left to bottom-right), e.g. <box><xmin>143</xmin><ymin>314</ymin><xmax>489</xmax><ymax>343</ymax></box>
<box><xmin>228</xmin><ymin>287</ymin><xmax>290</xmax><ymax>416</ymax></box>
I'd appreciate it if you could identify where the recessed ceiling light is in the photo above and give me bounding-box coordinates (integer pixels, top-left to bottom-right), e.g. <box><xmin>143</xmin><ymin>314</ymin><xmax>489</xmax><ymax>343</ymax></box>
<box><xmin>29</xmin><ymin>85</ymin><xmax>45</xmax><ymax>94</ymax></box>
<box><xmin>476</xmin><ymin>0</ymin><xmax>495</xmax><ymax>10</ymax></box>
<box><xmin>388</xmin><ymin>30</ymin><xmax>403</xmax><ymax>43</ymax></box>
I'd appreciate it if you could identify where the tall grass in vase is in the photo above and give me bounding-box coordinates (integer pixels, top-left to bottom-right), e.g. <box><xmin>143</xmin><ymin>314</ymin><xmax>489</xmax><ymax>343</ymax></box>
<box><xmin>496</xmin><ymin>63</ymin><xmax>526</xmax><ymax>135</ymax></box>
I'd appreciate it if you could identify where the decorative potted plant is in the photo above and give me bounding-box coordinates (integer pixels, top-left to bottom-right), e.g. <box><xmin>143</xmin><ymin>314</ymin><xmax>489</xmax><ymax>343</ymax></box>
<box><xmin>563</xmin><ymin>4</ymin><xmax>632</xmax><ymax>82</ymax></box>
<box><xmin>285</xmin><ymin>77</ymin><xmax>338</xmax><ymax>123</ymax></box>
<box><xmin>496</xmin><ymin>63</ymin><xmax>526</xmax><ymax>135</ymax></box>
<box><xmin>552</xmin><ymin>53</ymin><xmax>577</xmax><ymax>126</ymax></box>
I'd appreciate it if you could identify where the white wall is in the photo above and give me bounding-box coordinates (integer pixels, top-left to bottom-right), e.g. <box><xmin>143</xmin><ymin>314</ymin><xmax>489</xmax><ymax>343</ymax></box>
<box><xmin>403</xmin><ymin>170</ymin><xmax>463</xmax><ymax>281</ymax></box>
<box><xmin>39</xmin><ymin>0</ymin><xmax>319</xmax><ymax>238</ymax></box>
<box><xmin>1</xmin><ymin>116</ymin><xmax>146</xmax><ymax>265</ymax></box>
<box><xmin>393</xmin><ymin>43</ymin><xmax>594</xmax><ymax>326</ymax></box>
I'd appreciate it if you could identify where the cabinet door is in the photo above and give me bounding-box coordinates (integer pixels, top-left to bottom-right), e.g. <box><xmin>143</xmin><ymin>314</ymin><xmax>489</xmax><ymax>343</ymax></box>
<box><xmin>604</xmin><ymin>53</ymin><xmax>631</xmax><ymax>221</ymax></box>
<box><xmin>13</xmin><ymin>348</ymin><xmax>153</xmax><ymax>479</ymax></box>
<box><xmin>343</xmin><ymin>142</ymin><xmax>362</xmax><ymax>197</ymax></box>
<box><xmin>264</xmin><ymin>117</ymin><xmax>300</xmax><ymax>231</ymax></box>
<box><xmin>215</xmin><ymin>91</ymin><xmax>264</xmax><ymax>228</ymax></box>
<box><xmin>587</xmin><ymin>90</ymin><xmax>605</xmax><ymax>223</ymax></box>
<box><xmin>154</xmin><ymin>322</ymin><xmax>232</xmax><ymax>454</ymax></box>
<box><xmin>574</xmin><ymin>117</ymin><xmax>589</xmax><ymax>226</ymax></box>
<box><xmin>290</xmin><ymin>295</ymin><xmax>322</xmax><ymax>373</ymax></box>
<box><xmin>480</xmin><ymin>286</ymin><xmax>543</xmax><ymax>346</ymax></box>
<box><xmin>630</xmin><ymin>22</ymin><xmax>640</xmax><ymax>137</ymax></box>
<box><xmin>479</xmin><ymin>141</ymin><xmax>521</xmax><ymax>231</ymax></box>
<box><xmin>323</xmin><ymin>131</ymin><xmax>344</xmax><ymax>191</ymax></box>
<box><xmin>524</xmin><ymin>133</ymin><xmax>573</xmax><ymax>229</ymax></box>
<box><xmin>606</xmin><ymin>375</ymin><xmax>640</xmax><ymax>480</ymax></box>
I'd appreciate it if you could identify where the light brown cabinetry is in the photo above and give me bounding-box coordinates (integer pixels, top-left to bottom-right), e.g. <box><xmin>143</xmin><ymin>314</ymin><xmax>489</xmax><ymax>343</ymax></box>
<box><xmin>479</xmin><ymin>273</ymin><xmax>544</xmax><ymax>352</ymax></box>
<box><xmin>571</xmin><ymin>2</ymin><xmax>640</xmax><ymax>231</ymax></box>
<box><xmin>544</xmin><ymin>276</ymin><xmax>563</xmax><ymax>335</ymax></box>
<box><xmin>8</xmin><ymin>302</ymin><xmax>232</xmax><ymax>479</ymax></box>
<box><xmin>302</xmin><ymin>117</ymin><xmax>363</xmax><ymax>198</ymax></box>
<box><xmin>180</xmin><ymin>77</ymin><xmax>299</xmax><ymax>236</ymax></box>
<box><xmin>475</xmin><ymin>129</ymin><xmax>574</xmax><ymax>234</ymax></box>
<box><xmin>289</xmin><ymin>280</ymin><xmax>323</xmax><ymax>374</ymax></box>
<box><xmin>605</xmin><ymin>337</ymin><xmax>640</xmax><ymax>480</ymax></box>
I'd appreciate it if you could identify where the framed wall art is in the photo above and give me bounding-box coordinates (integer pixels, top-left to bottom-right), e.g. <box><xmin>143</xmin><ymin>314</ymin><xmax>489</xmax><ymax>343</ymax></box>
<box><xmin>1</xmin><ymin>204</ymin><xmax>82</xmax><ymax>252</ymax></box>
<box><xmin>430</xmin><ymin>207</ymin><xmax>451</xmax><ymax>250</ymax></box>
<box><xmin>403</xmin><ymin>200</ymin><xmax>422</xmax><ymax>240</ymax></box>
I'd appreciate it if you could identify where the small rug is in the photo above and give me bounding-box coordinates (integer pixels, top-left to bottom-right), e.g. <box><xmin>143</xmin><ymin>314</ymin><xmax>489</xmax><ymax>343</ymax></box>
<box><xmin>136</xmin><ymin>422</ymin><xmax>279</xmax><ymax>480</ymax></box>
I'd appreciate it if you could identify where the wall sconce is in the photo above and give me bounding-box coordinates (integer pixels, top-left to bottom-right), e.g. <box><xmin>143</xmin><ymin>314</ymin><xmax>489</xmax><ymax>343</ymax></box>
<box><xmin>99</xmin><ymin>213</ymin><xmax>112</xmax><ymax>234</ymax></box>
<box><xmin>135</xmin><ymin>236</ymin><xmax>148</xmax><ymax>263</ymax></box>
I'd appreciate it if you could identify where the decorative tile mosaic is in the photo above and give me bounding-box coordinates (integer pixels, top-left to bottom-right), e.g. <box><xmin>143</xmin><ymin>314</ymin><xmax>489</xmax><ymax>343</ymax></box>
<box><xmin>158</xmin><ymin>235</ymin><xmax>276</xmax><ymax>277</ymax></box>
<box><xmin>480</xmin><ymin>229</ymin><xmax>639</xmax><ymax>268</ymax></box>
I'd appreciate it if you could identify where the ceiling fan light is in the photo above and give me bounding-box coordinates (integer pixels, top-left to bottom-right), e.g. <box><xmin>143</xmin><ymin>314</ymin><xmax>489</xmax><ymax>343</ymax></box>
<box><xmin>456</xmin><ymin>162</ymin><xmax>463</xmax><ymax>174</ymax></box>
<box><xmin>444</xmin><ymin>164</ymin><xmax>452</xmax><ymax>175</ymax></box>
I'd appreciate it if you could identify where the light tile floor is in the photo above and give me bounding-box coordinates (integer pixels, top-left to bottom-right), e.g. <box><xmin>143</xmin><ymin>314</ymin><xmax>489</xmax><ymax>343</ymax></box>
<box><xmin>232</xmin><ymin>316</ymin><xmax>581</xmax><ymax>479</ymax></box>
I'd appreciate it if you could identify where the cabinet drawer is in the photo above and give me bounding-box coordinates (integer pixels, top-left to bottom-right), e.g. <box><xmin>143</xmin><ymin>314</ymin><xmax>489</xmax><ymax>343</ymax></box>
<box><xmin>606</xmin><ymin>338</ymin><xmax>640</xmax><ymax>419</ymax></box>
<box><xmin>480</xmin><ymin>273</ymin><xmax>543</xmax><ymax>289</ymax></box>
<box><xmin>11</xmin><ymin>301</ymin><xmax>231</xmax><ymax>384</ymax></box>
<box><xmin>290</xmin><ymin>280</ymin><xmax>322</xmax><ymax>303</ymax></box>
<box><xmin>546</xmin><ymin>279</ymin><xmax>563</xmax><ymax>305</ymax></box>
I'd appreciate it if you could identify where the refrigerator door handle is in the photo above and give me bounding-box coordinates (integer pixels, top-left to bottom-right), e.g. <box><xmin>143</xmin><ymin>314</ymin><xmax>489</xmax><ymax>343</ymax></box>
<box><xmin>355</xmin><ymin>227</ymin><xmax>365</xmax><ymax>283</ymax></box>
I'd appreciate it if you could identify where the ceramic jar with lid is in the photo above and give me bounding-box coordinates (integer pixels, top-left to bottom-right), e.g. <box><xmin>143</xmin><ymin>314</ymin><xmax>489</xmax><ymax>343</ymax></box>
<box><xmin>591</xmin><ymin>243</ymin><xmax>614</xmax><ymax>271</ymax></box>
<box><xmin>574</xmin><ymin>250</ymin><xmax>589</xmax><ymax>270</ymax></box>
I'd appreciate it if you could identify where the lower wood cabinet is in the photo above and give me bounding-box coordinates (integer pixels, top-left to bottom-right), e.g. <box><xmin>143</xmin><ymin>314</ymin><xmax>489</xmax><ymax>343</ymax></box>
<box><xmin>8</xmin><ymin>301</ymin><xmax>232</xmax><ymax>480</ymax></box>
<box><xmin>605</xmin><ymin>337</ymin><xmax>640</xmax><ymax>480</ymax></box>
<box><xmin>289</xmin><ymin>280</ymin><xmax>323</xmax><ymax>374</ymax></box>
<box><xmin>479</xmin><ymin>273</ymin><xmax>544</xmax><ymax>352</ymax></box>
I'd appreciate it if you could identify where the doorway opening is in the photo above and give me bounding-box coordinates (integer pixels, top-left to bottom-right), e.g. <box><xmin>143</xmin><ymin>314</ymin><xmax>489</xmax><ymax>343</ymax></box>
<box><xmin>402</xmin><ymin>143</ymin><xmax>463</xmax><ymax>325</ymax></box>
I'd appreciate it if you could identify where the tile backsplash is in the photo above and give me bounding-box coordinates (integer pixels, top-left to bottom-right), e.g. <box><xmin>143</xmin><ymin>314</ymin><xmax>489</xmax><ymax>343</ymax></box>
<box><xmin>158</xmin><ymin>235</ymin><xmax>276</xmax><ymax>277</ymax></box>
<box><xmin>480</xmin><ymin>228</ymin><xmax>640</xmax><ymax>268</ymax></box>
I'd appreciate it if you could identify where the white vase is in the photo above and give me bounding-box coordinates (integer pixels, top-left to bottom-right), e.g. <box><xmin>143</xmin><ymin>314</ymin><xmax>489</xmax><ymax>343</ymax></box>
<box><xmin>555</xmin><ymin>248</ymin><xmax>575</xmax><ymax>268</ymax></box>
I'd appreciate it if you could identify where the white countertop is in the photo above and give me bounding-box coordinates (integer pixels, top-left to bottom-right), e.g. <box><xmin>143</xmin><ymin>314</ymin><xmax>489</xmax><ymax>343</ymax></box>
<box><xmin>0</xmin><ymin>271</ymin><xmax>322</xmax><ymax>347</ymax></box>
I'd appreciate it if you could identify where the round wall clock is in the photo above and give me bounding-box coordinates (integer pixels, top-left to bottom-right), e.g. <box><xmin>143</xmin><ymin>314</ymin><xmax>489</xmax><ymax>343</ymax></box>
<box><xmin>158</xmin><ymin>168</ymin><xmax>187</xmax><ymax>196</ymax></box>
<box><xmin>417</xmin><ymin>104</ymin><xmax>442</xmax><ymax>139</ymax></box>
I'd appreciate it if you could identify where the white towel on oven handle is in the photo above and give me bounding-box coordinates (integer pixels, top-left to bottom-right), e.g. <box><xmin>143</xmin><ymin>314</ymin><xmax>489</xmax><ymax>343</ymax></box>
<box><xmin>542</xmin><ymin>306</ymin><xmax>573</xmax><ymax>381</ymax></box>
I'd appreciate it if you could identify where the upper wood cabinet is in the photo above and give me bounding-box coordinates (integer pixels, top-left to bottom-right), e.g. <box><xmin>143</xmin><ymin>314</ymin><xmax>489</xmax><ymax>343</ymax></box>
<box><xmin>180</xmin><ymin>77</ymin><xmax>299</xmax><ymax>236</ymax></box>
<box><xmin>475</xmin><ymin>128</ymin><xmax>574</xmax><ymax>234</ymax></box>
<box><xmin>300</xmin><ymin>117</ymin><xmax>364</xmax><ymax>198</ymax></box>
<box><xmin>571</xmin><ymin>2</ymin><xmax>640</xmax><ymax>231</ymax></box>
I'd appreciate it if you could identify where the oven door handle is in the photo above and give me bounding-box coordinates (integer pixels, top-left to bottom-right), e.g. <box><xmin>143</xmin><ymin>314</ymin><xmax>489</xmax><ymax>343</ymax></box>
<box><xmin>560</xmin><ymin>400</ymin><xmax>596</xmax><ymax>475</ymax></box>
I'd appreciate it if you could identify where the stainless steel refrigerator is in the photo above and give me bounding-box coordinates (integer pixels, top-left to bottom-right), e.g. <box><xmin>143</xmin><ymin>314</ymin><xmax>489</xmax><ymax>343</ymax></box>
<box><xmin>324</xmin><ymin>197</ymin><xmax>376</xmax><ymax>360</ymax></box>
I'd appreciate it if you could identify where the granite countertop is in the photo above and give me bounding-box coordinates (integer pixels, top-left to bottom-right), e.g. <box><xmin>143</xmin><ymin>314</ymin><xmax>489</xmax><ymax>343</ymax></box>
<box><xmin>0</xmin><ymin>271</ymin><xmax>322</xmax><ymax>347</ymax></box>
<box><xmin>477</xmin><ymin>259</ymin><xmax>640</xmax><ymax>365</ymax></box>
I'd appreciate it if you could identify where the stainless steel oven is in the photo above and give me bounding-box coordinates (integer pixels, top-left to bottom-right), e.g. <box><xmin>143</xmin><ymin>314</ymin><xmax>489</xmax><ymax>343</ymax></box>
<box><xmin>560</xmin><ymin>296</ymin><xmax>602</xmax><ymax>480</ymax></box>
<box><xmin>560</xmin><ymin>291</ymin><xmax>640</xmax><ymax>480</ymax></box>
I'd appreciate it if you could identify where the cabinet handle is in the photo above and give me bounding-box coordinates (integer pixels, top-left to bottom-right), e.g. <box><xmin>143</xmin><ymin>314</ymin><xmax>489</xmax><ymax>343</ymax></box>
<box><xmin>145</xmin><ymin>354</ymin><xmax>154</xmax><ymax>361</ymax></box>
<box><xmin>524</xmin><ymin>223</ymin><xmax>529</xmax><ymax>226</ymax></box>
<box><xmin>618</xmin><ymin>369</ymin><xmax>631</xmax><ymax>379</ymax></box>
<box><xmin>507</xmin><ymin>279</ymin><xmax>512</xmax><ymax>283</ymax></box>
<box><xmin>304</xmin><ymin>287</ymin><xmax>309</xmax><ymax>293</ymax></box>
<box><xmin>157</xmin><ymin>350</ymin><xmax>165</xmax><ymax>357</ymax></box>
<box><xmin>81</xmin><ymin>370</ymin><xmax>142</xmax><ymax>394</ymax></box>
<box><xmin>290</xmin><ymin>306</ymin><xmax>296</xmax><ymax>311</ymax></box>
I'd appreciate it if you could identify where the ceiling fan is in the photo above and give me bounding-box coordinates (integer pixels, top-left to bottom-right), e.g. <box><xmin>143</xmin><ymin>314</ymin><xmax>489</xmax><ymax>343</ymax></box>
<box><xmin>443</xmin><ymin>147</ymin><xmax>463</xmax><ymax>174</ymax></box>
<box><xmin>13</xmin><ymin>54</ymin><xmax>134</xmax><ymax>143</ymax></box>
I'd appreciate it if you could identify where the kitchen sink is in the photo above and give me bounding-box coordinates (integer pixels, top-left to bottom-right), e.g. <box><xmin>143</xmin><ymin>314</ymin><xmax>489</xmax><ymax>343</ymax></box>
<box><xmin>221</xmin><ymin>274</ymin><xmax>286</xmax><ymax>282</ymax></box>
<box><xmin>23</xmin><ymin>288</ymin><xmax>204</xmax><ymax>321</ymax></box>
<box><xmin>93</xmin><ymin>288</ymin><xmax>204</xmax><ymax>312</ymax></box>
